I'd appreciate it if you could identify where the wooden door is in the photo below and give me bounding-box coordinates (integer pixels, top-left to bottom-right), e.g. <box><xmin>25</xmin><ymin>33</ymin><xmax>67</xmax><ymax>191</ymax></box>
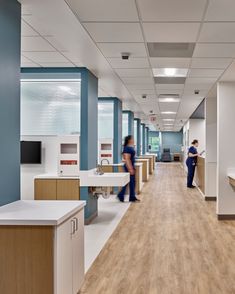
<box><xmin>57</xmin><ymin>179</ymin><xmax>80</xmax><ymax>200</ymax></box>
<box><xmin>34</xmin><ymin>179</ymin><xmax>57</xmax><ymax>200</ymax></box>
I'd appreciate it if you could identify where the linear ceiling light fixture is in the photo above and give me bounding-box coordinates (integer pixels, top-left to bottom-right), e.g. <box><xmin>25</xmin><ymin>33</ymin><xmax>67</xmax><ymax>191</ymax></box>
<box><xmin>153</xmin><ymin>68</ymin><xmax>188</xmax><ymax>77</ymax></box>
<box><xmin>159</xmin><ymin>98</ymin><xmax>180</xmax><ymax>103</ymax></box>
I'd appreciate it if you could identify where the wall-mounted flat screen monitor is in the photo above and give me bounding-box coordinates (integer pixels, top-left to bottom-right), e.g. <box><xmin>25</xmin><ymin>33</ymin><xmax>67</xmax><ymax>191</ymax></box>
<box><xmin>21</xmin><ymin>141</ymin><xmax>42</xmax><ymax>164</ymax></box>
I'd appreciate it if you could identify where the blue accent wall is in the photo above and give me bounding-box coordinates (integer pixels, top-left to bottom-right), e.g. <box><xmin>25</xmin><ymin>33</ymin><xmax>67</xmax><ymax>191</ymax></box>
<box><xmin>0</xmin><ymin>0</ymin><xmax>21</xmax><ymax>206</ymax></box>
<box><xmin>135</xmin><ymin>118</ymin><xmax>141</xmax><ymax>156</ymax></box>
<box><xmin>99</xmin><ymin>97</ymin><xmax>122</xmax><ymax>163</ymax></box>
<box><xmin>146</xmin><ymin>127</ymin><xmax>149</xmax><ymax>152</ymax></box>
<box><xmin>80</xmin><ymin>70</ymin><xmax>98</xmax><ymax>170</ymax></box>
<box><xmin>161</xmin><ymin>131</ymin><xmax>183</xmax><ymax>154</ymax></box>
<box><xmin>141</xmin><ymin>123</ymin><xmax>146</xmax><ymax>154</ymax></box>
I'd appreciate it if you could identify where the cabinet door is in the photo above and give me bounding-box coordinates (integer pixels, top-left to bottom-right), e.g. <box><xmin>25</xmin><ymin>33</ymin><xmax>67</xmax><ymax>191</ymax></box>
<box><xmin>72</xmin><ymin>210</ymin><xmax>85</xmax><ymax>294</ymax></box>
<box><xmin>55</xmin><ymin>217</ymin><xmax>74</xmax><ymax>294</ymax></box>
<box><xmin>34</xmin><ymin>179</ymin><xmax>57</xmax><ymax>200</ymax></box>
<box><xmin>57</xmin><ymin>179</ymin><xmax>80</xmax><ymax>200</ymax></box>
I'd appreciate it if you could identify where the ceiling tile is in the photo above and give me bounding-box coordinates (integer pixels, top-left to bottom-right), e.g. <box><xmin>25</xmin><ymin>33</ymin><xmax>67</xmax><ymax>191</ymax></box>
<box><xmin>83</xmin><ymin>23</ymin><xmax>144</xmax><ymax>42</ymax></box>
<box><xmin>23</xmin><ymin>51</ymin><xmax>69</xmax><ymax>63</ymax></box>
<box><xmin>21</xmin><ymin>36</ymin><xmax>55</xmax><ymax>52</ymax></box>
<box><xmin>127</xmin><ymin>84</ymin><xmax>155</xmax><ymax>90</ymax></box>
<box><xmin>188</xmin><ymin>69</ymin><xmax>224</xmax><ymax>78</ymax></box>
<box><xmin>150</xmin><ymin>58</ymin><xmax>191</xmax><ymax>68</ymax></box>
<box><xmin>122</xmin><ymin>77</ymin><xmax>153</xmax><ymax>84</ymax></box>
<box><xmin>130</xmin><ymin>89</ymin><xmax>156</xmax><ymax>95</ymax></box>
<box><xmin>199</xmin><ymin>23</ymin><xmax>235</xmax><ymax>43</ymax></box>
<box><xmin>186</xmin><ymin>77</ymin><xmax>218</xmax><ymax>84</ymax></box>
<box><xmin>143</xmin><ymin>23</ymin><xmax>200</xmax><ymax>42</ymax></box>
<box><xmin>107</xmin><ymin>58</ymin><xmax>149</xmax><ymax>69</ymax></box>
<box><xmin>66</xmin><ymin>0</ymin><xmax>138</xmax><ymax>21</ymax></box>
<box><xmin>137</xmin><ymin>0</ymin><xmax>207</xmax><ymax>21</ymax></box>
<box><xmin>21</xmin><ymin>20</ymin><xmax>39</xmax><ymax>37</ymax></box>
<box><xmin>193</xmin><ymin>44</ymin><xmax>235</xmax><ymax>58</ymax></box>
<box><xmin>205</xmin><ymin>0</ymin><xmax>235</xmax><ymax>21</ymax></box>
<box><xmin>21</xmin><ymin>62</ymin><xmax>40</xmax><ymax>68</ymax></box>
<box><xmin>184</xmin><ymin>83</ymin><xmax>212</xmax><ymax>91</ymax></box>
<box><xmin>191</xmin><ymin>58</ymin><xmax>232</xmax><ymax>69</ymax></box>
<box><xmin>97</xmin><ymin>43</ymin><xmax>147</xmax><ymax>58</ymax></box>
<box><xmin>115</xmin><ymin>68</ymin><xmax>152</xmax><ymax>77</ymax></box>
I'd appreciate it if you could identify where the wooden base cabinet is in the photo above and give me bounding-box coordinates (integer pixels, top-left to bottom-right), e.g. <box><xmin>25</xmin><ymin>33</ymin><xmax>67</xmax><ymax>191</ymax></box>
<box><xmin>0</xmin><ymin>209</ymin><xmax>84</xmax><ymax>294</ymax></box>
<box><xmin>35</xmin><ymin>179</ymin><xmax>80</xmax><ymax>201</ymax></box>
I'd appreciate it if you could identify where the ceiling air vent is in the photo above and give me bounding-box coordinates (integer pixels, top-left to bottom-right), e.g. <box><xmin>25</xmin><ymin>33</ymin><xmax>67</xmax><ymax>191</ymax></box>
<box><xmin>154</xmin><ymin>77</ymin><xmax>186</xmax><ymax>84</ymax></box>
<box><xmin>147</xmin><ymin>42</ymin><xmax>195</xmax><ymax>58</ymax></box>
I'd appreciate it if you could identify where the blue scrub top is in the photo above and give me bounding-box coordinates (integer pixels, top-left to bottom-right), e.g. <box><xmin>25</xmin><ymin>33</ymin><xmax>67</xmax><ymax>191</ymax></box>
<box><xmin>123</xmin><ymin>146</ymin><xmax>135</xmax><ymax>167</ymax></box>
<box><xmin>186</xmin><ymin>146</ymin><xmax>197</xmax><ymax>165</ymax></box>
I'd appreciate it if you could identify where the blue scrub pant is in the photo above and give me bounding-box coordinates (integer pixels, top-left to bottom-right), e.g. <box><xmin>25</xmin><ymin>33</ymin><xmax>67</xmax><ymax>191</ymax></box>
<box><xmin>118</xmin><ymin>165</ymin><xmax>136</xmax><ymax>202</ymax></box>
<box><xmin>186</xmin><ymin>161</ymin><xmax>196</xmax><ymax>187</ymax></box>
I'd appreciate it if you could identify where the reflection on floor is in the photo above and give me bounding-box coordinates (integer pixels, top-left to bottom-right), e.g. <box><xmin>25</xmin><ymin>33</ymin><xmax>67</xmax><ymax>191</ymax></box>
<box><xmin>84</xmin><ymin>195</ymin><xmax>130</xmax><ymax>272</ymax></box>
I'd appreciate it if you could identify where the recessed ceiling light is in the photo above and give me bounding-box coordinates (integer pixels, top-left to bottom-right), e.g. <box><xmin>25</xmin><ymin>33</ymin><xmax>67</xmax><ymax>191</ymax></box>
<box><xmin>161</xmin><ymin>111</ymin><xmax>176</xmax><ymax>114</ymax></box>
<box><xmin>159</xmin><ymin>98</ymin><xmax>180</xmax><ymax>103</ymax></box>
<box><xmin>153</xmin><ymin>68</ymin><xmax>188</xmax><ymax>77</ymax></box>
<box><xmin>163</xmin><ymin>118</ymin><xmax>175</xmax><ymax>121</ymax></box>
<box><xmin>164</xmin><ymin>124</ymin><xmax>174</xmax><ymax>126</ymax></box>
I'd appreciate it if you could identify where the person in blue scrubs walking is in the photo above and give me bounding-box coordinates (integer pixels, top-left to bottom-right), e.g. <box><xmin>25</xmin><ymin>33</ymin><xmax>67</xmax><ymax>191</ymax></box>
<box><xmin>117</xmin><ymin>135</ymin><xmax>140</xmax><ymax>202</ymax></box>
<box><xmin>186</xmin><ymin>139</ymin><xmax>199</xmax><ymax>188</ymax></box>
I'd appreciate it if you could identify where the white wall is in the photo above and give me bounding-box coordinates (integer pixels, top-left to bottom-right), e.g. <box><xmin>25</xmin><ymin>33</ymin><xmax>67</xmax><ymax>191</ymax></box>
<box><xmin>21</xmin><ymin>136</ymin><xmax>58</xmax><ymax>200</ymax></box>
<box><xmin>205</xmin><ymin>97</ymin><xmax>217</xmax><ymax>198</ymax></box>
<box><xmin>183</xmin><ymin>119</ymin><xmax>205</xmax><ymax>171</ymax></box>
<box><xmin>217</xmin><ymin>82</ymin><xmax>235</xmax><ymax>215</ymax></box>
<box><xmin>188</xmin><ymin>119</ymin><xmax>205</xmax><ymax>153</ymax></box>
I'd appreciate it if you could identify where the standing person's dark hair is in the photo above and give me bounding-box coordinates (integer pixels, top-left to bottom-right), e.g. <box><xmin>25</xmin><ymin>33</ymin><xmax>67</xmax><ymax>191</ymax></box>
<box><xmin>186</xmin><ymin>139</ymin><xmax>199</xmax><ymax>188</ymax></box>
<box><xmin>117</xmin><ymin>135</ymin><xmax>140</xmax><ymax>202</ymax></box>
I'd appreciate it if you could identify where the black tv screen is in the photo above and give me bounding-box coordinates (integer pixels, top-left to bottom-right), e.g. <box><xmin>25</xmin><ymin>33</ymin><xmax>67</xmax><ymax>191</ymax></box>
<box><xmin>21</xmin><ymin>141</ymin><xmax>42</xmax><ymax>164</ymax></box>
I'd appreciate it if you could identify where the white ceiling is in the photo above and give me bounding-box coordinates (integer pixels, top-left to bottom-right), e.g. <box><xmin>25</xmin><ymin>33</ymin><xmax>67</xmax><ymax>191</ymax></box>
<box><xmin>19</xmin><ymin>0</ymin><xmax>235</xmax><ymax>131</ymax></box>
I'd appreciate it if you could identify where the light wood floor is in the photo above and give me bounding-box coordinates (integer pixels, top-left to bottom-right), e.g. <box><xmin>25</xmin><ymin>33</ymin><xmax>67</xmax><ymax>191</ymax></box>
<box><xmin>81</xmin><ymin>163</ymin><xmax>235</xmax><ymax>294</ymax></box>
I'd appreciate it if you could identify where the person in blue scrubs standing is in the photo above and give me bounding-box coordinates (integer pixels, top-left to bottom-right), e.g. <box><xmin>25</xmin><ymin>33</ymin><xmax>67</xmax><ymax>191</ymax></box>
<box><xmin>117</xmin><ymin>135</ymin><xmax>140</xmax><ymax>202</ymax></box>
<box><xmin>186</xmin><ymin>139</ymin><xmax>199</xmax><ymax>188</ymax></box>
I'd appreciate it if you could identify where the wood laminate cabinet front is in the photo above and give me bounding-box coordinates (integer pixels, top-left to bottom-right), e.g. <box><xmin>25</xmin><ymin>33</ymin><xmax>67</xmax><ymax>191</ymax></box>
<box><xmin>34</xmin><ymin>179</ymin><xmax>80</xmax><ymax>201</ymax></box>
<box><xmin>57</xmin><ymin>179</ymin><xmax>80</xmax><ymax>200</ymax></box>
<box><xmin>0</xmin><ymin>209</ymin><xmax>85</xmax><ymax>294</ymax></box>
<box><xmin>35</xmin><ymin>179</ymin><xmax>57</xmax><ymax>200</ymax></box>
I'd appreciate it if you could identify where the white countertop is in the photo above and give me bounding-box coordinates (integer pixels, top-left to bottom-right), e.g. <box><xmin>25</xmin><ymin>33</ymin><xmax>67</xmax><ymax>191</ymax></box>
<box><xmin>0</xmin><ymin>200</ymin><xmax>86</xmax><ymax>226</ymax></box>
<box><xmin>35</xmin><ymin>169</ymin><xmax>130</xmax><ymax>187</ymax></box>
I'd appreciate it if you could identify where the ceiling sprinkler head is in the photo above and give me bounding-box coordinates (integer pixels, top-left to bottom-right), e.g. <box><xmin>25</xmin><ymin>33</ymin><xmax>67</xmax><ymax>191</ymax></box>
<box><xmin>142</xmin><ymin>94</ymin><xmax>147</xmax><ymax>99</ymax></box>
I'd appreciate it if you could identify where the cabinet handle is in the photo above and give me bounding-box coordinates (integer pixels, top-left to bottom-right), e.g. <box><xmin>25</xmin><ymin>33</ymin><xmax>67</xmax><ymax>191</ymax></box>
<box><xmin>74</xmin><ymin>217</ymin><xmax>78</xmax><ymax>232</ymax></box>
<box><xmin>71</xmin><ymin>219</ymin><xmax>76</xmax><ymax>235</ymax></box>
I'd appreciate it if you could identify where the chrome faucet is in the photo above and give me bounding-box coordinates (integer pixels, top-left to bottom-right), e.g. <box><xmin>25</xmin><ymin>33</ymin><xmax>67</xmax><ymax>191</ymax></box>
<box><xmin>95</xmin><ymin>158</ymin><xmax>110</xmax><ymax>175</ymax></box>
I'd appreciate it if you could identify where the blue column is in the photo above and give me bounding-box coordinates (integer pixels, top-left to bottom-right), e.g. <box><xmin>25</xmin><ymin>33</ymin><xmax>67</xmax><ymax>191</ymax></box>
<box><xmin>99</xmin><ymin>97</ymin><xmax>122</xmax><ymax>164</ymax></box>
<box><xmin>0</xmin><ymin>0</ymin><xmax>21</xmax><ymax>206</ymax></box>
<box><xmin>80</xmin><ymin>69</ymin><xmax>98</xmax><ymax>223</ymax></box>
<box><xmin>135</xmin><ymin>118</ymin><xmax>141</xmax><ymax>156</ymax></box>
<box><xmin>123</xmin><ymin>110</ymin><xmax>134</xmax><ymax>136</ymax></box>
<box><xmin>146</xmin><ymin>127</ymin><xmax>149</xmax><ymax>152</ymax></box>
<box><xmin>141</xmin><ymin>123</ymin><xmax>146</xmax><ymax>154</ymax></box>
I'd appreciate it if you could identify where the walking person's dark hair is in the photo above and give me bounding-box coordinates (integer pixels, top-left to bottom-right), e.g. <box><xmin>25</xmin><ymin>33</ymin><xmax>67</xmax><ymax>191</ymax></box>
<box><xmin>191</xmin><ymin>139</ymin><xmax>198</xmax><ymax>145</ymax></box>
<box><xmin>124</xmin><ymin>135</ymin><xmax>133</xmax><ymax>147</ymax></box>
